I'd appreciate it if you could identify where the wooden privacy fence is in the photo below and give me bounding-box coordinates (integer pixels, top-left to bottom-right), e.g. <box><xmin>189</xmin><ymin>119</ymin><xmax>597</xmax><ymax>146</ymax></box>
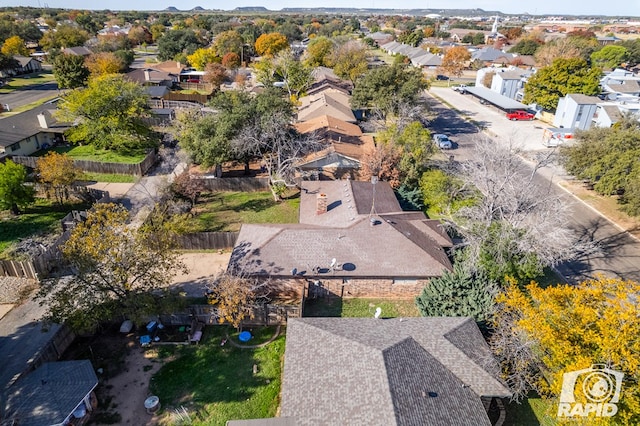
<box><xmin>174</xmin><ymin>232</ymin><xmax>239</xmax><ymax>250</ymax></box>
<box><xmin>159</xmin><ymin>303</ymin><xmax>301</xmax><ymax>327</ymax></box>
<box><xmin>12</xmin><ymin>149</ymin><xmax>157</xmax><ymax>176</ymax></box>
<box><xmin>198</xmin><ymin>176</ymin><xmax>270</xmax><ymax>192</ymax></box>
<box><xmin>0</xmin><ymin>260</ymin><xmax>38</xmax><ymax>279</ymax></box>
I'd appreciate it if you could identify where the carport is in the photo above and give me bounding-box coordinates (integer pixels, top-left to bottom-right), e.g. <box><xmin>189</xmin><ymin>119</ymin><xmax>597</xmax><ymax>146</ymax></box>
<box><xmin>464</xmin><ymin>86</ymin><xmax>528</xmax><ymax>111</ymax></box>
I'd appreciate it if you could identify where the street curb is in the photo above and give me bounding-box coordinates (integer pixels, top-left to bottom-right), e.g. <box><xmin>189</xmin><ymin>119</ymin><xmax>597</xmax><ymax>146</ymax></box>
<box><xmin>428</xmin><ymin>89</ymin><xmax>640</xmax><ymax>245</ymax></box>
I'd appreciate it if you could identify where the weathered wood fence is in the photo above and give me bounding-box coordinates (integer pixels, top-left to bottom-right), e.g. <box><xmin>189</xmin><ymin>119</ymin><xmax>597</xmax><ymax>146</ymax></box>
<box><xmin>159</xmin><ymin>302</ymin><xmax>301</xmax><ymax>327</ymax></box>
<box><xmin>11</xmin><ymin>149</ymin><xmax>157</xmax><ymax>176</ymax></box>
<box><xmin>174</xmin><ymin>232</ymin><xmax>239</xmax><ymax>250</ymax></box>
<box><xmin>0</xmin><ymin>191</ymin><xmax>109</xmax><ymax>280</ymax></box>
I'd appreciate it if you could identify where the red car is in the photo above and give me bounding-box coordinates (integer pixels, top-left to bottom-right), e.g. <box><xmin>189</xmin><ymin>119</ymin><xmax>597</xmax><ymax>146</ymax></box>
<box><xmin>506</xmin><ymin>110</ymin><xmax>535</xmax><ymax>121</ymax></box>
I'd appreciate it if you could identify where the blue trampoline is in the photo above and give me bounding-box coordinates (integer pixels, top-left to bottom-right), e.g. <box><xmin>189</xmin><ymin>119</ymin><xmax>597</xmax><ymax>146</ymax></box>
<box><xmin>238</xmin><ymin>331</ymin><xmax>252</xmax><ymax>342</ymax></box>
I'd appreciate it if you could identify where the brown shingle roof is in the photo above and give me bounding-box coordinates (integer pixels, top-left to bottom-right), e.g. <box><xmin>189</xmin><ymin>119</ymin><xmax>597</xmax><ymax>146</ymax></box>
<box><xmin>297</xmin><ymin>92</ymin><xmax>356</xmax><ymax>123</ymax></box>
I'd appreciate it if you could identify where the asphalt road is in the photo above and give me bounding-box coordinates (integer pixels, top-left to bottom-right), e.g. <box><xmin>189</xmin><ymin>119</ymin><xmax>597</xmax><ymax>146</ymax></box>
<box><xmin>427</xmin><ymin>87</ymin><xmax>640</xmax><ymax>284</ymax></box>
<box><xmin>0</xmin><ymin>82</ymin><xmax>60</xmax><ymax>111</ymax></box>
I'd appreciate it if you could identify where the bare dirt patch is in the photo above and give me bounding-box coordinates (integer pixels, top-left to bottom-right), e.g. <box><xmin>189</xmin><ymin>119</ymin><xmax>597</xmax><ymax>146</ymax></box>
<box><xmin>168</xmin><ymin>252</ymin><xmax>231</xmax><ymax>297</ymax></box>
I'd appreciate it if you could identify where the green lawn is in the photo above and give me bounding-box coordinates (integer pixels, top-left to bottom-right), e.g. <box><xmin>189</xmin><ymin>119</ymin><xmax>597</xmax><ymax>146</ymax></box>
<box><xmin>0</xmin><ymin>71</ymin><xmax>55</xmax><ymax>94</ymax></box>
<box><xmin>80</xmin><ymin>172</ymin><xmax>137</xmax><ymax>183</ymax></box>
<box><xmin>151</xmin><ymin>326</ymin><xmax>284</xmax><ymax>425</ymax></box>
<box><xmin>41</xmin><ymin>145</ymin><xmax>147</xmax><ymax>163</ymax></box>
<box><xmin>190</xmin><ymin>191</ymin><xmax>300</xmax><ymax>232</ymax></box>
<box><xmin>0</xmin><ymin>198</ymin><xmax>90</xmax><ymax>258</ymax></box>
<box><xmin>504</xmin><ymin>394</ymin><xmax>558</xmax><ymax>426</ymax></box>
<box><xmin>303</xmin><ymin>297</ymin><xmax>420</xmax><ymax>318</ymax></box>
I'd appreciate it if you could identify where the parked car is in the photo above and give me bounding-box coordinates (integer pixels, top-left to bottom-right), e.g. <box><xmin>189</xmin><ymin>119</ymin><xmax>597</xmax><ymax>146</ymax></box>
<box><xmin>436</xmin><ymin>74</ymin><xmax>449</xmax><ymax>80</ymax></box>
<box><xmin>506</xmin><ymin>110</ymin><xmax>535</xmax><ymax>121</ymax></box>
<box><xmin>433</xmin><ymin>134</ymin><xmax>453</xmax><ymax>149</ymax></box>
<box><xmin>453</xmin><ymin>84</ymin><xmax>468</xmax><ymax>93</ymax></box>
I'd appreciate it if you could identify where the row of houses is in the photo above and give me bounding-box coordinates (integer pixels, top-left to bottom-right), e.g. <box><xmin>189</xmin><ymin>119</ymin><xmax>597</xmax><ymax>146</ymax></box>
<box><xmin>224</xmin><ymin>70</ymin><xmax>507</xmax><ymax>423</ymax></box>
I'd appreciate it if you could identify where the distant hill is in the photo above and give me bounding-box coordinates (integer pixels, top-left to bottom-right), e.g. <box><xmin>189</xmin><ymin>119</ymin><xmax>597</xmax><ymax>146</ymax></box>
<box><xmin>234</xmin><ymin>6</ymin><xmax>269</xmax><ymax>12</ymax></box>
<box><xmin>192</xmin><ymin>6</ymin><xmax>205</xmax><ymax>10</ymax></box>
<box><xmin>164</xmin><ymin>6</ymin><xmax>179</xmax><ymax>11</ymax></box>
<box><xmin>279</xmin><ymin>7</ymin><xmax>500</xmax><ymax>16</ymax></box>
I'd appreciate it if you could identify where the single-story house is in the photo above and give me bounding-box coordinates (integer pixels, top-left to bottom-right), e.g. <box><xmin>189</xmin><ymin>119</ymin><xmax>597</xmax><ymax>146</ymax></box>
<box><xmin>62</xmin><ymin>46</ymin><xmax>92</xmax><ymax>57</ymax></box>
<box><xmin>3</xmin><ymin>360</ymin><xmax>99</xmax><ymax>426</ymax></box>
<box><xmin>228</xmin><ymin>180</ymin><xmax>453</xmax><ymax>300</ymax></box>
<box><xmin>0</xmin><ymin>101</ymin><xmax>69</xmax><ymax>158</ymax></box>
<box><xmin>294</xmin><ymin>114</ymin><xmax>374</xmax><ymax>180</ymax></box>
<box><xmin>229</xmin><ymin>317</ymin><xmax>511</xmax><ymax>425</ymax></box>
<box><xmin>12</xmin><ymin>55</ymin><xmax>43</xmax><ymax>74</ymax></box>
<box><xmin>126</xmin><ymin>67</ymin><xmax>176</xmax><ymax>87</ymax></box>
<box><xmin>297</xmin><ymin>91</ymin><xmax>356</xmax><ymax>123</ymax></box>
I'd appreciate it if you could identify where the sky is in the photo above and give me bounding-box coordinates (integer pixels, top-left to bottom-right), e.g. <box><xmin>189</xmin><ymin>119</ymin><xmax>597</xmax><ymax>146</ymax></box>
<box><xmin>5</xmin><ymin>0</ymin><xmax>640</xmax><ymax>18</ymax></box>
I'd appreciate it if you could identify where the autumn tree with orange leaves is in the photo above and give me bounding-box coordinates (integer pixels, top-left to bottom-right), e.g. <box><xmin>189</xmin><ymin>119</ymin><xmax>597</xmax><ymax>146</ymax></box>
<box><xmin>491</xmin><ymin>276</ymin><xmax>640</xmax><ymax>424</ymax></box>
<box><xmin>439</xmin><ymin>45</ymin><xmax>471</xmax><ymax>78</ymax></box>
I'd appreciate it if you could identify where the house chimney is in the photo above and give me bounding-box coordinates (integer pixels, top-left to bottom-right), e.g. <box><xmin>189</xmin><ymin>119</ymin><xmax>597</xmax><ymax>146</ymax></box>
<box><xmin>316</xmin><ymin>193</ymin><xmax>328</xmax><ymax>215</ymax></box>
<box><xmin>144</xmin><ymin>69</ymin><xmax>151</xmax><ymax>81</ymax></box>
<box><xmin>37</xmin><ymin>113</ymin><xmax>49</xmax><ymax>129</ymax></box>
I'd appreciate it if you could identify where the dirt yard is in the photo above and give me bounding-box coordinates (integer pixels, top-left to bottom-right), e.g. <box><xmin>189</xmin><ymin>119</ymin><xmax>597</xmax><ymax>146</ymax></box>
<box><xmin>167</xmin><ymin>252</ymin><xmax>232</xmax><ymax>297</ymax></box>
<box><xmin>85</xmin><ymin>252</ymin><xmax>230</xmax><ymax>425</ymax></box>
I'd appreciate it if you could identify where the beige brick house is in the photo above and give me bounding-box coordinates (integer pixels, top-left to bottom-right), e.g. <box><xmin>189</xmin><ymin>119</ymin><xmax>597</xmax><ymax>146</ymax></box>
<box><xmin>228</xmin><ymin>180</ymin><xmax>453</xmax><ymax>301</ymax></box>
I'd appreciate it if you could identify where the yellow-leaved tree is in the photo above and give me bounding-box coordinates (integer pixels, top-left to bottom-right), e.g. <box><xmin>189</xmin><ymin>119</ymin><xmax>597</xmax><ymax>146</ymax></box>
<box><xmin>36</xmin><ymin>152</ymin><xmax>82</xmax><ymax>205</ymax></box>
<box><xmin>491</xmin><ymin>276</ymin><xmax>640</xmax><ymax>424</ymax></box>
<box><xmin>187</xmin><ymin>47</ymin><xmax>218</xmax><ymax>71</ymax></box>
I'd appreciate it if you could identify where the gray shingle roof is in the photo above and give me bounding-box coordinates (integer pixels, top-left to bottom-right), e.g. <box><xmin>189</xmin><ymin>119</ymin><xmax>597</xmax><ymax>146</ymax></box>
<box><xmin>567</xmin><ymin>93</ymin><xmax>600</xmax><ymax>104</ymax></box>
<box><xmin>4</xmin><ymin>360</ymin><xmax>98</xmax><ymax>426</ymax></box>
<box><xmin>0</xmin><ymin>101</ymin><xmax>69</xmax><ymax>148</ymax></box>
<box><xmin>229</xmin><ymin>180</ymin><xmax>453</xmax><ymax>279</ymax></box>
<box><xmin>281</xmin><ymin>318</ymin><xmax>511</xmax><ymax>425</ymax></box>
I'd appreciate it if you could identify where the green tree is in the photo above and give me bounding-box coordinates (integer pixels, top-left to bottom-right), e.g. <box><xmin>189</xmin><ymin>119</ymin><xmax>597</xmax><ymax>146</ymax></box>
<box><xmin>175</xmin><ymin>110</ymin><xmax>231</xmax><ymax>175</ymax></box>
<box><xmin>0</xmin><ymin>159</ymin><xmax>35</xmax><ymax>215</ymax></box>
<box><xmin>272</xmin><ymin>50</ymin><xmax>314</xmax><ymax>99</ymax></box>
<box><xmin>522</xmin><ymin>57</ymin><xmax>601</xmax><ymax>111</ymax></box>
<box><xmin>416</xmin><ymin>264</ymin><xmax>497</xmax><ymax>328</ymax></box>
<box><xmin>591</xmin><ymin>45</ymin><xmax>629</xmax><ymax>69</ymax></box>
<box><xmin>303</xmin><ymin>36</ymin><xmax>334</xmax><ymax>67</ymax></box>
<box><xmin>510</xmin><ymin>38</ymin><xmax>542</xmax><ymax>55</ymax></box>
<box><xmin>328</xmin><ymin>39</ymin><xmax>369</xmax><ymax>83</ymax></box>
<box><xmin>351</xmin><ymin>64</ymin><xmax>427</xmax><ymax>117</ymax></box>
<box><xmin>40</xmin><ymin>25</ymin><xmax>89</xmax><ymax>50</ymax></box>
<box><xmin>212</xmin><ymin>30</ymin><xmax>244</xmax><ymax>56</ymax></box>
<box><xmin>56</xmin><ymin>74</ymin><xmax>154</xmax><ymax>153</ymax></box>
<box><xmin>377</xmin><ymin>121</ymin><xmax>435</xmax><ymax>187</ymax></box>
<box><xmin>560</xmin><ymin>116</ymin><xmax>640</xmax><ymax>215</ymax></box>
<box><xmin>619</xmin><ymin>39</ymin><xmax>640</xmax><ymax>66</ymax></box>
<box><xmin>420</xmin><ymin>169</ymin><xmax>474</xmax><ymax>217</ymax></box>
<box><xmin>36</xmin><ymin>203</ymin><xmax>187</xmax><ymax>332</ymax></box>
<box><xmin>52</xmin><ymin>53</ymin><xmax>89</xmax><ymax>89</ymax></box>
<box><xmin>0</xmin><ymin>52</ymin><xmax>18</xmax><ymax>74</ymax></box>
<box><xmin>75</xmin><ymin>13</ymin><xmax>101</xmax><ymax>34</ymax></box>
<box><xmin>157</xmin><ymin>29</ymin><xmax>204</xmax><ymax>61</ymax></box>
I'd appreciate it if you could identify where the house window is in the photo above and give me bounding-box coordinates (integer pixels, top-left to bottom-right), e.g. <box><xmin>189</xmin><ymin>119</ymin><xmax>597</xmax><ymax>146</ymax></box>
<box><xmin>9</xmin><ymin>142</ymin><xmax>21</xmax><ymax>152</ymax></box>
